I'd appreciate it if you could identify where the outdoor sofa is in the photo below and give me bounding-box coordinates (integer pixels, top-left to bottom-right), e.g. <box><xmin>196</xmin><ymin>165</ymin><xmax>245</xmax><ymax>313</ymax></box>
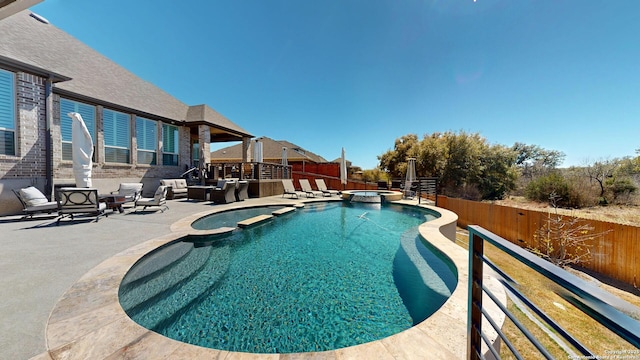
<box><xmin>159</xmin><ymin>179</ymin><xmax>188</xmax><ymax>199</ymax></box>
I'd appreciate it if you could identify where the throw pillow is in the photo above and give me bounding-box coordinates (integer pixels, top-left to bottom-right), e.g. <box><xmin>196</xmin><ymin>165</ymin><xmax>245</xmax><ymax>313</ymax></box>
<box><xmin>19</xmin><ymin>186</ymin><xmax>48</xmax><ymax>207</ymax></box>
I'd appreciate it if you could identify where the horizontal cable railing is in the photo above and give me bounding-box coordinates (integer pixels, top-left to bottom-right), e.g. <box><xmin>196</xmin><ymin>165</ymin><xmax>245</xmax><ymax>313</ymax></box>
<box><xmin>206</xmin><ymin>162</ymin><xmax>291</xmax><ymax>180</ymax></box>
<box><xmin>468</xmin><ymin>225</ymin><xmax>640</xmax><ymax>359</ymax></box>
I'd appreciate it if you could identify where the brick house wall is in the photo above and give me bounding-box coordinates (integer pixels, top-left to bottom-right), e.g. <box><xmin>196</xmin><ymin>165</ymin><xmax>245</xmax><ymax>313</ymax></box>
<box><xmin>0</xmin><ymin>70</ymin><xmax>209</xmax><ymax>215</ymax></box>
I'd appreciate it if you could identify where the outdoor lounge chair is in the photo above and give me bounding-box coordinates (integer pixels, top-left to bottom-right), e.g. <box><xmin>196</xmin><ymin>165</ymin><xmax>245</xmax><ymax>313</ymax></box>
<box><xmin>12</xmin><ymin>186</ymin><xmax>58</xmax><ymax>219</ymax></box>
<box><xmin>235</xmin><ymin>180</ymin><xmax>249</xmax><ymax>201</ymax></box>
<box><xmin>281</xmin><ymin>179</ymin><xmax>302</xmax><ymax>198</ymax></box>
<box><xmin>135</xmin><ymin>185</ymin><xmax>168</xmax><ymax>212</ymax></box>
<box><xmin>211</xmin><ymin>181</ymin><xmax>236</xmax><ymax>204</ymax></box>
<box><xmin>299</xmin><ymin>179</ymin><xmax>325</xmax><ymax>198</ymax></box>
<box><xmin>314</xmin><ymin>179</ymin><xmax>340</xmax><ymax>196</ymax></box>
<box><xmin>56</xmin><ymin>187</ymin><xmax>107</xmax><ymax>224</ymax></box>
<box><xmin>110</xmin><ymin>182</ymin><xmax>143</xmax><ymax>207</ymax></box>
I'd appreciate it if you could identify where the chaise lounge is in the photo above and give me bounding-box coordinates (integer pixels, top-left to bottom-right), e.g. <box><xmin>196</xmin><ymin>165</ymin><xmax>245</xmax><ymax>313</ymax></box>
<box><xmin>12</xmin><ymin>186</ymin><xmax>59</xmax><ymax>220</ymax></box>
<box><xmin>281</xmin><ymin>179</ymin><xmax>302</xmax><ymax>198</ymax></box>
<box><xmin>314</xmin><ymin>179</ymin><xmax>340</xmax><ymax>196</ymax></box>
<box><xmin>299</xmin><ymin>179</ymin><xmax>325</xmax><ymax>198</ymax></box>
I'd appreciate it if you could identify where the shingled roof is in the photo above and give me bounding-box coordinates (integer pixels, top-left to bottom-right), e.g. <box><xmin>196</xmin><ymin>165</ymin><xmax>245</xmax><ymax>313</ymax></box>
<box><xmin>211</xmin><ymin>136</ymin><xmax>330</xmax><ymax>163</ymax></box>
<box><xmin>0</xmin><ymin>11</ymin><xmax>251</xmax><ymax>138</ymax></box>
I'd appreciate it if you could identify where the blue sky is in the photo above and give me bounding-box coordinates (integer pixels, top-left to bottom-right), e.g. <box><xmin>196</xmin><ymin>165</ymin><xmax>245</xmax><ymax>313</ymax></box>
<box><xmin>31</xmin><ymin>0</ymin><xmax>640</xmax><ymax>169</ymax></box>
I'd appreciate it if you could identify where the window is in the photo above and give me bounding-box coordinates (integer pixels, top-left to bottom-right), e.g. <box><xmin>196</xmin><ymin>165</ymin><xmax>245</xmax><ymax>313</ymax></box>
<box><xmin>136</xmin><ymin>116</ymin><xmax>157</xmax><ymax>165</ymax></box>
<box><xmin>0</xmin><ymin>69</ymin><xmax>16</xmax><ymax>155</ymax></box>
<box><xmin>60</xmin><ymin>98</ymin><xmax>96</xmax><ymax>161</ymax></box>
<box><xmin>103</xmin><ymin>109</ymin><xmax>130</xmax><ymax>163</ymax></box>
<box><xmin>162</xmin><ymin>123</ymin><xmax>179</xmax><ymax>166</ymax></box>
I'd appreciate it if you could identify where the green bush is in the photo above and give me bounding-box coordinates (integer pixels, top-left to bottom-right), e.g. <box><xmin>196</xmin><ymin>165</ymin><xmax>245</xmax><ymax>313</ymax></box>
<box><xmin>525</xmin><ymin>173</ymin><xmax>586</xmax><ymax>208</ymax></box>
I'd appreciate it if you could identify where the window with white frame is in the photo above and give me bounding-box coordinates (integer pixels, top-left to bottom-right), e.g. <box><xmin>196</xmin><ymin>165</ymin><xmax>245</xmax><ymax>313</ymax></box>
<box><xmin>162</xmin><ymin>123</ymin><xmax>179</xmax><ymax>166</ymax></box>
<box><xmin>136</xmin><ymin>116</ymin><xmax>157</xmax><ymax>165</ymax></box>
<box><xmin>0</xmin><ymin>69</ymin><xmax>16</xmax><ymax>155</ymax></box>
<box><xmin>103</xmin><ymin>108</ymin><xmax>130</xmax><ymax>163</ymax></box>
<box><xmin>60</xmin><ymin>98</ymin><xmax>96</xmax><ymax>161</ymax></box>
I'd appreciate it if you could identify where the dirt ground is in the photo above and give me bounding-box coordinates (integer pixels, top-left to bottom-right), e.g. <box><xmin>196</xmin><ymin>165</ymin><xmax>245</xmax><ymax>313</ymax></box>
<box><xmin>494</xmin><ymin>196</ymin><xmax>640</xmax><ymax>226</ymax></box>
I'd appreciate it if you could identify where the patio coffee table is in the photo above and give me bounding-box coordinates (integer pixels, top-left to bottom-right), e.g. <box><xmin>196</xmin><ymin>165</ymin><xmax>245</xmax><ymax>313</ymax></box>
<box><xmin>187</xmin><ymin>185</ymin><xmax>215</xmax><ymax>201</ymax></box>
<box><xmin>99</xmin><ymin>194</ymin><xmax>126</xmax><ymax>213</ymax></box>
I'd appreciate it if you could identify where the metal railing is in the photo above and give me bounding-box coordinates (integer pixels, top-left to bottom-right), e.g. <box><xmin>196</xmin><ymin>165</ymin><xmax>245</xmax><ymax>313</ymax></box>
<box><xmin>468</xmin><ymin>225</ymin><xmax>640</xmax><ymax>359</ymax></box>
<box><xmin>206</xmin><ymin>162</ymin><xmax>291</xmax><ymax>180</ymax></box>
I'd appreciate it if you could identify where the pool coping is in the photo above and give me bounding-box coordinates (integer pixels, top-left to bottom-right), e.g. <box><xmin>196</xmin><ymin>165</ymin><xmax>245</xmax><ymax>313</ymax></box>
<box><xmin>42</xmin><ymin>198</ymin><xmax>504</xmax><ymax>359</ymax></box>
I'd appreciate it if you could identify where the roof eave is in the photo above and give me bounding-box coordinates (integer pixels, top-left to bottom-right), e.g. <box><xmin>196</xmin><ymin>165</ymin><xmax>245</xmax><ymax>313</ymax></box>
<box><xmin>0</xmin><ymin>54</ymin><xmax>71</xmax><ymax>82</ymax></box>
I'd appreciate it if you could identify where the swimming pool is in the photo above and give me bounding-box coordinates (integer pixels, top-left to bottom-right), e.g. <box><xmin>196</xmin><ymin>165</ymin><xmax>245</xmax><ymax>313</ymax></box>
<box><xmin>191</xmin><ymin>205</ymin><xmax>286</xmax><ymax>230</ymax></box>
<box><xmin>119</xmin><ymin>202</ymin><xmax>457</xmax><ymax>354</ymax></box>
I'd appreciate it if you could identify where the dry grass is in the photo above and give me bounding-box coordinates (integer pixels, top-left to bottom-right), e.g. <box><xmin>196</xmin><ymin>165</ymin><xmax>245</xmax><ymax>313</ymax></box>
<box><xmin>455</xmin><ymin>229</ymin><xmax>640</xmax><ymax>358</ymax></box>
<box><xmin>494</xmin><ymin>196</ymin><xmax>640</xmax><ymax>226</ymax></box>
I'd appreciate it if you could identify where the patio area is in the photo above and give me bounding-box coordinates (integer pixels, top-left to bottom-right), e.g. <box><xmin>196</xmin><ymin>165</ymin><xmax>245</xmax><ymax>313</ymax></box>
<box><xmin>0</xmin><ymin>195</ymin><xmax>483</xmax><ymax>360</ymax></box>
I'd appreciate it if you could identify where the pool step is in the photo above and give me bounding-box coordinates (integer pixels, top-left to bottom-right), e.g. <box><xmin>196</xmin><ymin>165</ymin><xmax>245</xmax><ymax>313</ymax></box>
<box><xmin>237</xmin><ymin>214</ymin><xmax>273</xmax><ymax>228</ymax></box>
<box><xmin>127</xmin><ymin>244</ymin><xmax>231</xmax><ymax>330</ymax></box>
<box><xmin>272</xmin><ymin>207</ymin><xmax>296</xmax><ymax>216</ymax></box>
<box><xmin>120</xmin><ymin>244</ymin><xmax>213</xmax><ymax>316</ymax></box>
<box><xmin>188</xmin><ymin>226</ymin><xmax>236</xmax><ymax>238</ymax></box>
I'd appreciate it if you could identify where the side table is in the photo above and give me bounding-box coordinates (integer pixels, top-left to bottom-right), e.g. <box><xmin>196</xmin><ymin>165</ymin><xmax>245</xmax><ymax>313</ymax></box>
<box><xmin>187</xmin><ymin>185</ymin><xmax>214</xmax><ymax>201</ymax></box>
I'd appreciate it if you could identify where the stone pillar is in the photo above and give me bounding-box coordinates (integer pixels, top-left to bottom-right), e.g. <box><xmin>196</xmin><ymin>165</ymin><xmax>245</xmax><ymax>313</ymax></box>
<box><xmin>241</xmin><ymin>136</ymin><xmax>250</xmax><ymax>179</ymax></box>
<box><xmin>199</xmin><ymin>125</ymin><xmax>210</xmax><ymax>184</ymax></box>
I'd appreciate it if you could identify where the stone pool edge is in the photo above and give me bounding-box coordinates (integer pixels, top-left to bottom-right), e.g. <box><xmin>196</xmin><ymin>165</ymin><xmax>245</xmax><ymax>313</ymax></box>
<box><xmin>43</xmin><ymin>199</ymin><xmax>493</xmax><ymax>359</ymax></box>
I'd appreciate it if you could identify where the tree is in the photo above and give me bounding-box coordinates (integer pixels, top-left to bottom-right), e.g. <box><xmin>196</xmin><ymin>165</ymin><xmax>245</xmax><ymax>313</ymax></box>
<box><xmin>477</xmin><ymin>144</ymin><xmax>518</xmax><ymax>200</ymax></box>
<box><xmin>361</xmin><ymin>168</ymin><xmax>389</xmax><ymax>183</ymax></box>
<box><xmin>512</xmin><ymin>142</ymin><xmax>565</xmax><ymax>179</ymax></box>
<box><xmin>530</xmin><ymin>194</ymin><xmax>609</xmax><ymax>268</ymax></box>
<box><xmin>378</xmin><ymin>134</ymin><xmax>419</xmax><ymax>178</ymax></box>
<box><xmin>379</xmin><ymin>130</ymin><xmax>518</xmax><ymax>200</ymax></box>
<box><xmin>584</xmin><ymin>159</ymin><xmax>617</xmax><ymax>204</ymax></box>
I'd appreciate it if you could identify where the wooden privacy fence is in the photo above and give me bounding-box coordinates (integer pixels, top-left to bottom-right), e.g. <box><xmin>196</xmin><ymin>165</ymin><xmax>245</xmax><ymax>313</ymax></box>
<box><xmin>438</xmin><ymin>196</ymin><xmax>640</xmax><ymax>288</ymax></box>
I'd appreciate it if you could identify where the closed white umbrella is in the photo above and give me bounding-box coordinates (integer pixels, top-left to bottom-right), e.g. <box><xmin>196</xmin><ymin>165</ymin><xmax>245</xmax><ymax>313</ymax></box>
<box><xmin>69</xmin><ymin>112</ymin><xmax>93</xmax><ymax>187</ymax></box>
<box><xmin>340</xmin><ymin>147</ymin><xmax>347</xmax><ymax>188</ymax></box>
<box><xmin>254</xmin><ymin>141</ymin><xmax>263</xmax><ymax>163</ymax></box>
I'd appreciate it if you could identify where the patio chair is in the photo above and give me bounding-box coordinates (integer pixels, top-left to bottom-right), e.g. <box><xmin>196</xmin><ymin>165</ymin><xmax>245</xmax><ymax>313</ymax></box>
<box><xmin>12</xmin><ymin>186</ymin><xmax>59</xmax><ymax>219</ymax></box>
<box><xmin>281</xmin><ymin>179</ymin><xmax>302</xmax><ymax>198</ymax></box>
<box><xmin>56</xmin><ymin>187</ymin><xmax>107</xmax><ymax>224</ymax></box>
<box><xmin>135</xmin><ymin>185</ymin><xmax>169</xmax><ymax>212</ymax></box>
<box><xmin>299</xmin><ymin>179</ymin><xmax>325</xmax><ymax>198</ymax></box>
<box><xmin>235</xmin><ymin>180</ymin><xmax>249</xmax><ymax>201</ymax></box>
<box><xmin>314</xmin><ymin>179</ymin><xmax>340</xmax><ymax>196</ymax></box>
<box><xmin>211</xmin><ymin>181</ymin><xmax>236</xmax><ymax>204</ymax></box>
<box><xmin>110</xmin><ymin>182</ymin><xmax>143</xmax><ymax>207</ymax></box>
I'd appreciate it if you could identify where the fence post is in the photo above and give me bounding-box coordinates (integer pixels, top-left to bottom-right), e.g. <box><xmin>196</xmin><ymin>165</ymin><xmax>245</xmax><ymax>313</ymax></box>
<box><xmin>468</xmin><ymin>229</ymin><xmax>484</xmax><ymax>360</ymax></box>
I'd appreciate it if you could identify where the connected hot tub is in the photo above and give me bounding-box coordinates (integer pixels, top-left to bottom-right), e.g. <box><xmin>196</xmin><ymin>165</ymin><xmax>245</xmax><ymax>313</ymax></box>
<box><xmin>341</xmin><ymin>189</ymin><xmax>404</xmax><ymax>203</ymax></box>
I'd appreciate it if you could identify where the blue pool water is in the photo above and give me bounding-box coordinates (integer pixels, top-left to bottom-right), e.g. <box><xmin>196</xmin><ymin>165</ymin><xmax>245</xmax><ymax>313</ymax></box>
<box><xmin>191</xmin><ymin>205</ymin><xmax>286</xmax><ymax>230</ymax></box>
<box><xmin>119</xmin><ymin>202</ymin><xmax>457</xmax><ymax>354</ymax></box>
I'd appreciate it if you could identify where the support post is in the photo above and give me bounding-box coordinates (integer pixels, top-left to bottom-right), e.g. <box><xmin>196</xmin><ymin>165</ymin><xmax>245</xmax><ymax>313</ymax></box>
<box><xmin>468</xmin><ymin>230</ymin><xmax>484</xmax><ymax>360</ymax></box>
